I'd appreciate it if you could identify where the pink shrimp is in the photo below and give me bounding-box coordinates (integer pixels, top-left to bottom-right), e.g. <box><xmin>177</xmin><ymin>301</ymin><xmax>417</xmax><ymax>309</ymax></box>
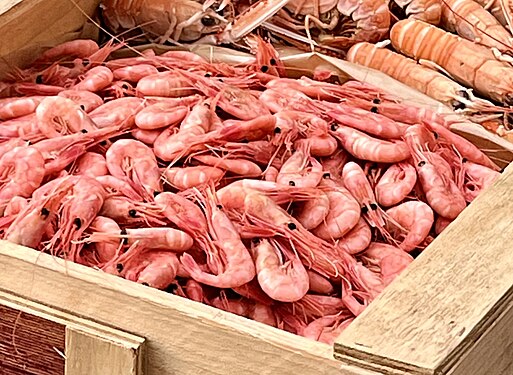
<box><xmin>72</xmin><ymin>66</ymin><xmax>114</xmax><ymax>92</ymax></box>
<box><xmin>89</xmin><ymin>97</ymin><xmax>144</xmax><ymax>129</ymax></box>
<box><xmin>385</xmin><ymin>200</ymin><xmax>434</xmax><ymax>252</ymax></box>
<box><xmin>331</xmin><ymin>125</ymin><xmax>410</xmax><ymax>163</ymax></box>
<box><xmin>95</xmin><ymin>175</ymin><xmax>143</xmax><ymax>202</ymax></box>
<box><xmin>35</xmin><ymin>96</ymin><xmax>97</xmax><ymax>138</ymax></box>
<box><xmin>277</xmin><ymin>143</ymin><xmax>323</xmax><ymax>188</ymax></box>
<box><xmin>0</xmin><ymin>96</ymin><xmax>46</xmax><ymax>121</ymax></box>
<box><xmin>294</xmin><ymin>190</ymin><xmax>330</xmax><ymax>230</ymax></box>
<box><xmin>106</xmin><ymin>139</ymin><xmax>163</xmax><ymax>198</ymax></box>
<box><xmin>342</xmin><ymin>162</ymin><xmax>386</xmax><ymax>228</ymax></box>
<box><xmin>135</xmin><ymin>102</ymin><xmax>189</xmax><ymax>130</ymax></box>
<box><xmin>0</xmin><ymin>146</ymin><xmax>45</xmax><ymax>215</ymax></box>
<box><xmin>361</xmin><ymin>242</ymin><xmax>414</xmax><ymax>287</ymax></box>
<box><xmin>99</xmin><ymin>196</ymin><xmax>166</xmax><ymax>226</ymax></box>
<box><xmin>34</xmin><ymin>40</ymin><xmax>100</xmax><ymax>63</ymax></box>
<box><xmin>264</xmin><ymin>166</ymin><xmax>279</xmax><ymax>182</ymax></box>
<box><xmin>57</xmin><ymin>90</ymin><xmax>104</xmax><ymax>113</ymax></box>
<box><xmin>461</xmin><ymin>161</ymin><xmax>501</xmax><ymax>202</ymax></box>
<box><xmin>88</xmin><ymin>216</ymin><xmax>121</xmax><ymax>264</ymax></box>
<box><xmin>71</xmin><ymin>152</ymin><xmax>108</xmax><ymax>177</ymax></box>
<box><xmin>112</xmin><ymin>64</ymin><xmax>159</xmax><ymax>82</ymax></box>
<box><xmin>136</xmin><ymin>252</ymin><xmax>180</xmax><ymax>289</ymax></box>
<box><xmin>180</xmin><ymin>189</ymin><xmax>256</xmax><ymax>289</ymax></box>
<box><xmin>132</xmin><ymin>128</ymin><xmax>162</xmax><ymax>145</ymax></box>
<box><xmin>375</xmin><ymin>162</ymin><xmax>417</xmax><ymax>207</ymax></box>
<box><xmin>435</xmin><ymin>216</ymin><xmax>453</xmax><ymax>235</ymax></box>
<box><xmin>251</xmin><ymin>239</ymin><xmax>309</xmax><ymax>302</ymax></box>
<box><xmin>320</xmin><ymin>149</ymin><xmax>350</xmax><ymax>179</ymax></box>
<box><xmin>4</xmin><ymin>196</ymin><xmax>29</xmax><ymax>217</ymax></box>
<box><xmin>336</xmin><ymin>218</ymin><xmax>372</xmax><ymax>255</ymax></box>
<box><xmin>136</xmin><ymin>71</ymin><xmax>196</xmax><ymax>97</ymax></box>
<box><xmin>193</xmin><ymin>154</ymin><xmax>263</xmax><ymax>177</ymax></box>
<box><xmin>4</xmin><ymin>178</ymin><xmax>74</xmax><ymax>248</ymax></box>
<box><xmin>162</xmin><ymin>166</ymin><xmax>225</xmax><ymax>190</ymax></box>
<box><xmin>307</xmin><ymin>270</ymin><xmax>335</xmax><ymax>294</ymax></box>
<box><xmin>249</xmin><ymin>303</ymin><xmax>278</xmax><ymax>327</ymax></box>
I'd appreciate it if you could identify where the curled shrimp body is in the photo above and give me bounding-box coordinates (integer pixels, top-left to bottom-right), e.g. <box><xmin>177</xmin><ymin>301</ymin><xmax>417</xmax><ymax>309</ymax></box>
<box><xmin>361</xmin><ymin>242</ymin><xmax>414</xmax><ymax>287</ymax></box>
<box><xmin>385</xmin><ymin>200</ymin><xmax>434</xmax><ymax>252</ymax></box>
<box><xmin>336</xmin><ymin>218</ymin><xmax>372</xmax><ymax>255</ymax></box>
<box><xmin>36</xmin><ymin>96</ymin><xmax>97</xmax><ymax>138</ymax></box>
<box><xmin>0</xmin><ymin>146</ymin><xmax>45</xmax><ymax>214</ymax></box>
<box><xmin>294</xmin><ymin>190</ymin><xmax>330</xmax><ymax>230</ymax></box>
<box><xmin>135</xmin><ymin>102</ymin><xmax>189</xmax><ymax>130</ymax></box>
<box><xmin>180</xmin><ymin>190</ymin><xmax>256</xmax><ymax>289</ymax></box>
<box><xmin>73</xmin><ymin>66</ymin><xmax>114</xmax><ymax>92</ymax></box>
<box><xmin>89</xmin><ymin>97</ymin><xmax>144</xmax><ymax>129</ymax></box>
<box><xmin>375</xmin><ymin>162</ymin><xmax>417</xmax><ymax>207</ymax></box>
<box><xmin>307</xmin><ymin>270</ymin><xmax>335</xmax><ymax>294</ymax></box>
<box><xmin>0</xmin><ymin>96</ymin><xmax>46</xmax><ymax>121</ymax></box>
<box><xmin>277</xmin><ymin>144</ymin><xmax>323</xmax><ymax>188</ymax></box>
<box><xmin>112</xmin><ymin>64</ymin><xmax>159</xmax><ymax>82</ymax></box>
<box><xmin>312</xmin><ymin>178</ymin><xmax>360</xmax><ymax>240</ymax></box>
<box><xmin>193</xmin><ymin>155</ymin><xmax>263</xmax><ymax>177</ymax></box>
<box><xmin>99</xmin><ymin>196</ymin><xmax>166</xmax><ymax>226</ymax></box>
<box><xmin>106</xmin><ymin>139</ymin><xmax>163</xmax><ymax>198</ymax></box>
<box><xmin>331</xmin><ymin>125</ymin><xmax>410</xmax><ymax>163</ymax></box>
<box><xmin>88</xmin><ymin>216</ymin><xmax>120</xmax><ymax>264</ymax></box>
<box><xmin>162</xmin><ymin>166</ymin><xmax>225</xmax><ymax>190</ymax></box>
<box><xmin>132</xmin><ymin>128</ymin><xmax>162</xmax><ymax>146</ymax></box>
<box><xmin>4</xmin><ymin>196</ymin><xmax>29</xmax><ymax>217</ymax></box>
<box><xmin>136</xmin><ymin>252</ymin><xmax>180</xmax><ymax>289</ymax></box>
<box><xmin>58</xmin><ymin>90</ymin><xmax>104</xmax><ymax>113</ymax></box>
<box><xmin>71</xmin><ymin>152</ymin><xmax>108</xmax><ymax>178</ymax></box>
<box><xmin>252</xmin><ymin>239</ymin><xmax>309</xmax><ymax>303</ymax></box>
<box><xmin>461</xmin><ymin>160</ymin><xmax>501</xmax><ymax>202</ymax></box>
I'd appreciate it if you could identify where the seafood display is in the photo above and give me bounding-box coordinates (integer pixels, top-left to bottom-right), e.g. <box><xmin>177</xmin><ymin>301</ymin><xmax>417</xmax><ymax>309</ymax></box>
<box><xmin>0</xmin><ymin>37</ymin><xmax>502</xmax><ymax>344</ymax></box>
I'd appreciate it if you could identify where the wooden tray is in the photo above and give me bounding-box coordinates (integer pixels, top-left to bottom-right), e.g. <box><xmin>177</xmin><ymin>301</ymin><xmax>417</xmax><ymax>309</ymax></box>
<box><xmin>2</xmin><ymin>1</ymin><xmax>513</xmax><ymax>374</ymax></box>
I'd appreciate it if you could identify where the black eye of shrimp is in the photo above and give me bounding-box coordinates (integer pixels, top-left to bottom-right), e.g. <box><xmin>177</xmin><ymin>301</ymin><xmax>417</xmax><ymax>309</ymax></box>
<box><xmin>462</xmin><ymin>158</ymin><xmax>468</xmax><ymax>163</ymax></box>
<box><xmin>274</xmin><ymin>127</ymin><xmax>282</xmax><ymax>134</ymax></box>
<box><xmin>370</xmin><ymin>106</ymin><xmax>378</xmax><ymax>113</ymax></box>
<box><xmin>361</xmin><ymin>206</ymin><xmax>369</xmax><ymax>214</ymax></box>
<box><xmin>116</xmin><ymin>263</ymin><xmax>124</xmax><ymax>272</ymax></box>
<box><xmin>36</xmin><ymin>75</ymin><xmax>43</xmax><ymax>84</ymax></box>
<box><xmin>204</xmin><ymin>73</ymin><xmax>212</xmax><ymax>77</ymax></box>
<box><xmin>201</xmin><ymin>16</ymin><xmax>217</xmax><ymax>26</ymax></box>
<box><xmin>141</xmin><ymin>282</ymin><xmax>150</xmax><ymax>287</ymax></box>
<box><xmin>418</xmin><ymin>161</ymin><xmax>426</xmax><ymax>167</ymax></box>
<box><xmin>81</xmin><ymin>129</ymin><xmax>88</xmax><ymax>133</ymax></box>
<box><xmin>128</xmin><ymin>209</ymin><xmax>138</xmax><ymax>218</ymax></box>
<box><xmin>82</xmin><ymin>58</ymin><xmax>90</xmax><ymax>66</ymax></box>
<box><xmin>330</xmin><ymin>124</ymin><xmax>339</xmax><ymax>131</ymax></box>
<box><xmin>100</xmin><ymin>141</ymin><xmax>108</xmax><ymax>146</ymax></box>
<box><xmin>217</xmin><ymin>204</ymin><xmax>223</xmax><ymax>209</ymax></box>
<box><xmin>153</xmin><ymin>191</ymin><xmax>161</xmax><ymax>197</ymax></box>
<box><xmin>260</xmin><ymin>65</ymin><xmax>269</xmax><ymax>73</ymax></box>
<box><xmin>452</xmin><ymin>101</ymin><xmax>466</xmax><ymax>111</ymax></box>
<box><xmin>73</xmin><ymin>218</ymin><xmax>82</xmax><ymax>229</ymax></box>
<box><xmin>251</xmin><ymin>238</ymin><xmax>261</xmax><ymax>244</ymax></box>
<box><xmin>433</xmin><ymin>132</ymin><xmax>439</xmax><ymax>139</ymax></box>
<box><xmin>79</xmin><ymin>104</ymin><xmax>86</xmax><ymax>111</ymax></box>
<box><xmin>270</xmin><ymin>58</ymin><xmax>277</xmax><ymax>66</ymax></box>
<box><xmin>370</xmin><ymin>203</ymin><xmax>378</xmax><ymax>210</ymax></box>
<box><xmin>323</xmin><ymin>172</ymin><xmax>331</xmax><ymax>179</ymax></box>
<box><xmin>372</xmin><ymin>98</ymin><xmax>381</xmax><ymax>104</ymax></box>
<box><xmin>289</xmin><ymin>181</ymin><xmax>296</xmax><ymax>186</ymax></box>
<box><xmin>287</xmin><ymin>222</ymin><xmax>297</xmax><ymax>230</ymax></box>
<box><xmin>40</xmin><ymin>208</ymin><xmax>50</xmax><ymax>218</ymax></box>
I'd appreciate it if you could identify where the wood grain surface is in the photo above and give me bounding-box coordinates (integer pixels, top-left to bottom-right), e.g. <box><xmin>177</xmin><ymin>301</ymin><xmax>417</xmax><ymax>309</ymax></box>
<box><xmin>335</xmin><ymin>162</ymin><xmax>513</xmax><ymax>374</ymax></box>
<box><xmin>0</xmin><ymin>305</ymin><xmax>64</xmax><ymax>375</ymax></box>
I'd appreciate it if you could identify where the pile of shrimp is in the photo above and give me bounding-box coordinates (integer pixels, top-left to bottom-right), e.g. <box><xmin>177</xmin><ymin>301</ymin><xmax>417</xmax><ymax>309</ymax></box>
<box><xmin>0</xmin><ymin>37</ymin><xmax>502</xmax><ymax>344</ymax></box>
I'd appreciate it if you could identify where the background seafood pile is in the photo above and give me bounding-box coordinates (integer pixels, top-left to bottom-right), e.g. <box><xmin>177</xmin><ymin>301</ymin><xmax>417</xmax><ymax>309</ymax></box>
<box><xmin>0</xmin><ymin>37</ymin><xmax>501</xmax><ymax>343</ymax></box>
<box><xmin>98</xmin><ymin>0</ymin><xmax>513</xmax><ymax>140</ymax></box>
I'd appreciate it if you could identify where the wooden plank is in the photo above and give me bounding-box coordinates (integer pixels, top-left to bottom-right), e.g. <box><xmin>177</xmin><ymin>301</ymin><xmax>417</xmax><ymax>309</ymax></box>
<box><xmin>334</xmin><ymin>162</ymin><xmax>513</xmax><ymax>373</ymax></box>
<box><xmin>0</xmin><ymin>291</ymin><xmax>145</xmax><ymax>375</ymax></box>
<box><xmin>0</xmin><ymin>305</ymin><xmax>65</xmax><ymax>375</ymax></box>
<box><xmin>0</xmin><ymin>242</ymin><xmax>376</xmax><ymax>375</ymax></box>
<box><xmin>65</xmin><ymin>328</ymin><xmax>143</xmax><ymax>375</ymax></box>
<box><xmin>0</xmin><ymin>0</ymin><xmax>23</xmax><ymax>15</ymax></box>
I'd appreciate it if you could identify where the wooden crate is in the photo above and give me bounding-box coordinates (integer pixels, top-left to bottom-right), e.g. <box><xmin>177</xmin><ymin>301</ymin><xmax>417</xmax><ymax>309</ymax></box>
<box><xmin>2</xmin><ymin>1</ymin><xmax>513</xmax><ymax>374</ymax></box>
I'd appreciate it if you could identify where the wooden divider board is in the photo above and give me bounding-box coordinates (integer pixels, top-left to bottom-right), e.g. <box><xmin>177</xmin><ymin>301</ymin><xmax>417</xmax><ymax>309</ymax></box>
<box><xmin>0</xmin><ymin>291</ymin><xmax>145</xmax><ymax>375</ymax></box>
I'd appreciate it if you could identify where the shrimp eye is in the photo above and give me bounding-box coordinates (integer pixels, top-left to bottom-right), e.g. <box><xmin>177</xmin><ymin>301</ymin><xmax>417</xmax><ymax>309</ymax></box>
<box><xmin>120</xmin><ymin>228</ymin><xmax>127</xmax><ymax>235</ymax></box>
<box><xmin>289</xmin><ymin>181</ymin><xmax>296</xmax><ymax>186</ymax></box>
<box><xmin>167</xmin><ymin>283</ymin><xmax>178</xmax><ymax>293</ymax></box>
<box><xmin>370</xmin><ymin>203</ymin><xmax>378</xmax><ymax>210</ymax></box>
<box><xmin>73</xmin><ymin>218</ymin><xmax>82</xmax><ymax>229</ymax></box>
<box><xmin>40</xmin><ymin>208</ymin><xmax>50</xmax><ymax>217</ymax></box>
<box><xmin>100</xmin><ymin>141</ymin><xmax>108</xmax><ymax>146</ymax></box>
<box><xmin>141</xmin><ymin>282</ymin><xmax>150</xmax><ymax>287</ymax></box>
<box><xmin>116</xmin><ymin>263</ymin><xmax>124</xmax><ymax>272</ymax></box>
<box><xmin>79</xmin><ymin>105</ymin><xmax>86</xmax><ymax>111</ymax></box>
<box><xmin>270</xmin><ymin>58</ymin><xmax>277</xmax><ymax>66</ymax></box>
<box><xmin>261</xmin><ymin>65</ymin><xmax>269</xmax><ymax>73</ymax></box>
<box><xmin>128</xmin><ymin>209</ymin><xmax>138</xmax><ymax>218</ymax></box>
<box><xmin>153</xmin><ymin>191</ymin><xmax>161</xmax><ymax>197</ymax></box>
<box><xmin>323</xmin><ymin>172</ymin><xmax>331</xmax><ymax>179</ymax></box>
<box><xmin>241</xmin><ymin>139</ymin><xmax>249</xmax><ymax>143</ymax></box>
<box><xmin>361</xmin><ymin>206</ymin><xmax>369</xmax><ymax>214</ymax></box>
<box><xmin>418</xmin><ymin>161</ymin><xmax>426</xmax><ymax>167</ymax></box>
<box><xmin>462</xmin><ymin>158</ymin><xmax>468</xmax><ymax>163</ymax></box>
<box><xmin>287</xmin><ymin>222</ymin><xmax>297</xmax><ymax>230</ymax></box>
<box><xmin>218</xmin><ymin>78</ymin><xmax>224</xmax><ymax>83</ymax></box>
<box><xmin>252</xmin><ymin>238</ymin><xmax>261</xmax><ymax>244</ymax></box>
<box><xmin>453</xmin><ymin>101</ymin><xmax>466</xmax><ymax>111</ymax></box>
<box><xmin>82</xmin><ymin>58</ymin><xmax>90</xmax><ymax>66</ymax></box>
<box><xmin>27</xmin><ymin>141</ymin><xmax>31</xmax><ymax>145</ymax></box>
<box><xmin>370</xmin><ymin>106</ymin><xmax>378</xmax><ymax>113</ymax></box>
<box><xmin>217</xmin><ymin>204</ymin><xmax>223</xmax><ymax>209</ymax></box>
<box><xmin>204</xmin><ymin>73</ymin><xmax>212</xmax><ymax>77</ymax></box>
<box><xmin>81</xmin><ymin>129</ymin><xmax>88</xmax><ymax>133</ymax></box>
<box><xmin>433</xmin><ymin>132</ymin><xmax>439</xmax><ymax>139</ymax></box>
<box><xmin>122</xmin><ymin>83</ymin><xmax>129</xmax><ymax>90</ymax></box>
<box><xmin>274</xmin><ymin>127</ymin><xmax>282</xmax><ymax>134</ymax></box>
<box><xmin>372</xmin><ymin>98</ymin><xmax>381</xmax><ymax>104</ymax></box>
<box><xmin>330</xmin><ymin>124</ymin><xmax>339</xmax><ymax>131</ymax></box>
<box><xmin>201</xmin><ymin>16</ymin><xmax>217</xmax><ymax>26</ymax></box>
<box><xmin>36</xmin><ymin>75</ymin><xmax>43</xmax><ymax>84</ymax></box>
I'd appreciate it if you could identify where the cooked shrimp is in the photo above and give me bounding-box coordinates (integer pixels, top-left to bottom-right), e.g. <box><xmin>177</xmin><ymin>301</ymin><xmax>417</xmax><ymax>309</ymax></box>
<box><xmin>385</xmin><ymin>200</ymin><xmax>434</xmax><ymax>252</ymax></box>
<box><xmin>99</xmin><ymin>196</ymin><xmax>166</xmax><ymax>226</ymax></box>
<box><xmin>294</xmin><ymin>190</ymin><xmax>330</xmax><ymax>230</ymax></box>
<box><xmin>136</xmin><ymin>252</ymin><xmax>180</xmax><ymax>289</ymax></box>
<box><xmin>71</xmin><ymin>152</ymin><xmax>108</xmax><ymax>177</ymax></box>
<box><xmin>137</xmin><ymin>71</ymin><xmax>196</xmax><ymax>97</ymax></box>
<box><xmin>312</xmin><ymin>178</ymin><xmax>360</xmax><ymax>240</ymax></box>
<box><xmin>251</xmin><ymin>238</ymin><xmax>309</xmax><ymax>302</ymax></box>
<box><xmin>180</xmin><ymin>189</ymin><xmax>256</xmax><ymax>288</ymax></box>
<box><xmin>88</xmin><ymin>216</ymin><xmax>120</xmax><ymax>264</ymax></box>
<box><xmin>132</xmin><ymin>128</ymin><xmax>162</xmax><ymax>145</ymax></box>
<box><xmin>106</xmin><ymin>139</ymin><xmax>163</xmax><ymax>198</ymax></box>
<box><xmin>307</xmin><ymin>270</ymin><xmax>335</xmax><ymax>294</ymax></box>
<box><xmin>73</xmin><ymin>66</ymin><xmax>114</xmax><ymax>92</ymax></box>
<box><xmin>461</xmin><ymin>160</ymin><xmax>501</xmax><ymax>202</ymax></box>
<box><xmin>162</xmin><ymin>166</ymin><xmax>225</xmax><ymax>190</ymax></box>
<box><xmin>0</xmin><ymin>96</ymin><xmax>46</xmax><ymax>121</ymax></box>
<box><xmin>0</xmin><ymin>146</ymin><xmax>45</xmax><ymax>215</ymax></box>
<box><xmin>361</xmin><ymin>242</ymin><xmax>414</xmax><ymax>286</ymax></box>
<box><xmin>336</xmin><ymin>218</ymin><xmax>372</xmax><ymax>255</ymax></box>
<box><xmin>4</xmin><ymin>196</ymin><xmax>29</xmax><ymax>217</ymax></box>
<box><xmin>375</xmin><ymin>162</ymin><xmax>417</xmax><ymax>207</ymax></box>
<box><xmin>58</xmin><ymin>90</ymin><xmax>104</xmax><ymax>113</ymax></box>
<box><xmin>331</xmin><ymin>125</ymin><xmax>410</xmax><ymax>163</ymax></box>
<box><xmin>193</xmin><ymin>154</ymin><xmax>263</xmax><ymax>177</ymax></box>
<box><xmin>435</xmin><ymin>215</ymin><xmax>453</xmax><ymax>234</ymax></box>
<box><xmin>89</xmin><ymin>97</ymin><xmax>144</xmax><ymax>129</ymax></box>
<box><xmin>112</xmin><ymin>64</ymin><xmax>159</xmax><ymax>82</ymax></box>
<box><xmin>277</xmin><ymin>143</ymin><xmax>323</xmax><ymax>188</ymax></box>
<box><xmin>135</xmin><ymin>102</ymin><xmax>189</xmax><ymax>130</ymax></box>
